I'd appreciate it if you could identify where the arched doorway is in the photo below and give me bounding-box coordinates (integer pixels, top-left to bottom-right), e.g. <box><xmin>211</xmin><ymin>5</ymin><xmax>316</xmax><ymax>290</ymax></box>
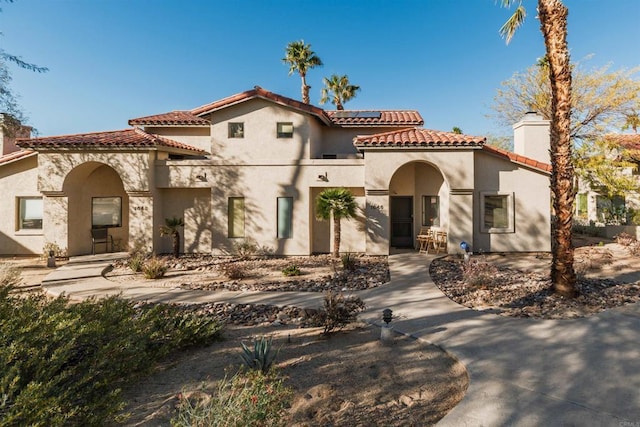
<box><xmin>388</xmin><ymin>161</ymin><xmax>448</xmax><ymax>248</ymax></box>
<box><xmin>62</xmin><ymin>162</ymin><xmax>129</xmax><ymax>256</ymax></box>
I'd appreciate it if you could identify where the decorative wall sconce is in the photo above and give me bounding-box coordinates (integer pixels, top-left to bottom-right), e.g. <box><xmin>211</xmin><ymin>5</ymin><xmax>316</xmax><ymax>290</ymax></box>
<box><xmin>317</xmin><ymin>172</ymin><xmax>328</xmax><ymax>182</ymax></box>
<box><xmin>196</xmin><ymin>173</ymin><xmax>207</xmax><ymax>182</ymax></box>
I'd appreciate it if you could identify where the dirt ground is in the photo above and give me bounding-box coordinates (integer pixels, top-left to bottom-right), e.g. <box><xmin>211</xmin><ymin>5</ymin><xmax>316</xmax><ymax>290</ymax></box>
<box><xmin>118</xmin><ymin>323</ymin><xmax>468</xmax><ymax>427</ymax></box>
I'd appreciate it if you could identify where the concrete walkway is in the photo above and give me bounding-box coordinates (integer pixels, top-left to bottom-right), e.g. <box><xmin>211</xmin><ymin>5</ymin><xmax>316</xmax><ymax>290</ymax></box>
<box><xmin>42</xmin><ymin>253</ymin><xmax>640</xmax><ymax>426</ymax></box>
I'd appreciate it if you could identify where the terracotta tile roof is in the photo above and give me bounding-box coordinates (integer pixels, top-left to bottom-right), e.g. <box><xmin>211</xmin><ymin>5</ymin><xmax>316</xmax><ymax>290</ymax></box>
<box><xmin>606</xmin><ymin>133</ymin><xmax>640</xmax><ymax>148</ymax></box>
<box><xmin>128</xmin><ymin>111</ymin><xmax>210</xmax><ymax>126</ymax></box>
<box><xmin>482</xmin><ymin>144</ymin><xmax>551</xmax><ymax>173</ymax></box>
<box><xmin>0</xmin><ymin>149</ymin><xmax>36</xmax><ymax>166</ymax></box>
<box><xmin>326</xmin><ymin>110</ymin><xmax>423</xmax><ymax>126</ymax></box>
<box><xmin>190</xmin><ymin>86</ymin><xmax>332</xmax><ymax>124</ymax></box>
<box><xmin>354</xmin><ymin>127</ymin><xmax>485</xmax><ymax>148</ymax></box>
<box><xmin>16</xmin><ymin>128</ymin><xmax>207</xmax><ymax>154</ymax></box>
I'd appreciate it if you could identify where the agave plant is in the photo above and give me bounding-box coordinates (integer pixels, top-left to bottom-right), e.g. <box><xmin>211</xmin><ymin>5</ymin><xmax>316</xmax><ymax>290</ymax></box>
<box><xmin>240</xmin><ymin>336</ymin><xmax>280</xmax><ymax>373</ymax></box>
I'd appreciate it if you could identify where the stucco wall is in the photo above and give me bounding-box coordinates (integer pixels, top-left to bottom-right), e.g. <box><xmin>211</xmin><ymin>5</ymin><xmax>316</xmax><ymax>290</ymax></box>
<box><xmin>159</xmin><ymin>188</ymin><xmax>212</xmax><ymax>254</ymax></box>
<box><xmin>0</xmin><ymin>155</ymin><xmax>43</xmax><ymax>255</ymax></box>
<box><xmin>473</xmin><ymin>151</ymin><xmax>551</xmax><ymax>252</ymax></box>
<box><xmin>143</xmin><ymin>127</ymin><xmax>211</xmax><ymax>154</ymax></box>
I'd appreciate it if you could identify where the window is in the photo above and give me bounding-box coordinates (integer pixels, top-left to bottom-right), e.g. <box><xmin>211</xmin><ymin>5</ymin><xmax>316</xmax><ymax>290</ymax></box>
<box><xmin>228</xmin><ymin>197</ymin><xmax>245</xmax><ymax>238</ymax></box>
<box><xmin>228</xmin><ymin>122</ymin><xmax>244</xmax><ymax>138</ymax></box>
<box><xmin>277</xmin><ymin>122</ymin><xmax>294</xmax><ymax>138</ymax></box>
<box><xmin>322</xmin><ymin>154</ymin><xmax>337</xmax><ymax>159</ymax></box>
<box><xmin>481</xmin><ymin>192</ymin><xmax>514</xmax><ymax>233</ymax></box>
<box><xmin>18</xmin><ymin>197</ymin><xmax>43</xmax><ymax>230</ymax></box>
<box><xmin>92</xmin><ymin>197</ymin><xmax>122</xmax><ymax>228</ymax></box>
<box><xmin>277</xmin><ymin>197</ymin><xmax>293</xmax><ymax>238</ymax></box>
<box><xmin>577</xmin><ymin>193</ymin><xmax>588</xmax><ymax>218</ymax></box>
<box><xmin>422</xmin><ymin>195</ymin><xmax>440</xmax><ymax>226</ymax></box>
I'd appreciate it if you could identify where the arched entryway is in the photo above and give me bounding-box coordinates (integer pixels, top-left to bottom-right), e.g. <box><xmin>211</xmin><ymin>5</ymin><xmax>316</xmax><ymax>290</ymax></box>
<box><xmin>388</xmin><ymin>161</ymin><xmax>448</xmax><ymax>248</ymax></box>
<box><xmin>62</xmin><ymin>162</ymin><xmax>129</xmax><ymax>256</ymax></box>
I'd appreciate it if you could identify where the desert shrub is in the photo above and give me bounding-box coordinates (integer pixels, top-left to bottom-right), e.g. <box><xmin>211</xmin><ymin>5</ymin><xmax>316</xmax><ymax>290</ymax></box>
<box><xmin>219</xmin><ymin>262</ymin><xmax>246</xmax><ymax>280</ymax></box>
<box><xmin>281</xmin><ymin>265</ymin><xmax>301</xmax><ymax>277</ymax></box>
<box><xmin>232</xmin><ymin>239</ymin><xmax>259</xmax><ymax>260</ymax></box>
<box><xmin>462</xmin><ymin>259</ymin><xmax>499</xmax><ymax>288</ymax></box>
<box><xmin>240</xmin><ymin>336</ymin><xmax>280</xmax><ymax>373</ymax></box>
<box><xmin>172</xmin><ymin>370</ymin><xmax>292</xmax><ymax>427</ymax></box>
<box><xmin>0</xmin><ymin>263</ymin><xmax>22</xmax><ymax>288</ymax></box>
<box><xmin>42</xmin><ymin>242</ymin><xmax>67</xmax><ymax>259</ymax></box>
<box><xmin>320</xmin><ymin>291</ymin><xmax>366</xmax><ymax>335</ymax></box>
<box><xmin>341</xmin><ymin>252</ymin><xmax>357</xmax><ymax>271</ymax></box>
<box><xmin>615</xmin><ymin>232</ymin><xmax>636</xmax><ymax>247</ymax></box>
<box><xmin>0</xmin><ymin>289</ymin><xmax>223</xmax><ymax>426</ymax></box>
<box><xmin>128</xmin><ymin>252</ymin><xmax>146</xmax><ymax>273</ymax></box>
<box><xmin>142</xmin><ymin>257</ymin><xmax>167</xmax><ymax>279</ymax></box>
<box><xmin>575</xmin><ymin>247</ymin><xmax>614</xmax><ymax>277</ymax></box>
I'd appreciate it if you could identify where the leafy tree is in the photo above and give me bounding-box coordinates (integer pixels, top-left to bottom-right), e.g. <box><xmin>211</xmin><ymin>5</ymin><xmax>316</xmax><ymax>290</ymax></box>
<box><xmin>282</xmin><ymin>40</ymin><xmax>323</xmax><ymax>104</ymax></box>
<box><xmin>315</xmin><ymin>188</ymin><xmax>357</xmax><ymax>258</ymax></box>
<box><xmin>486</xmin><ymin>133</ymin><xmax>513</xmax><ymax>151</ymax></box>
<box><xmin>622</xmin><ymin>109</ymin><xmax>640</xmax><ymax>133</ymax></box>
<box><xmin>160</xmin><ymin>216</ymin><xmax>184</xmax><ymax>258</ymax></box>
<box><xmin>0</xmin><ymin>2</ymin><xmax>48</xmax><ymax>127</ymax></box>
<box><xmin>452</xmin><ymin>126</ymin><xmax>463</xmax><ymax>134</ymax></box>
<box><xmin>500</xmin><ymin>0</ymin><xmax>578</xmax><ymax>298</ymax></box>
<box><xmin>320</xmin><ymin>74</ymin><xmax>360</xmax><ymax>110</ymax></box>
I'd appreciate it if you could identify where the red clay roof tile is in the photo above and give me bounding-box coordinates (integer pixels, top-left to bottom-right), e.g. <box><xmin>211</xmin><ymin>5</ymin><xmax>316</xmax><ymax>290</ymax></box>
<box><xmin>482</xmin><ymin>144</ymin><xmax>551</xmax><ymax>173</ymax></box>
<box><xmin>0</xmin><ymin>149</ymin><xmax>36</xmax><ymax>166</ymax></box>
<box><xmin>326</xmin><ymin>110</ymin><xmax>423</xmax><ymax>126</ymax></box>
<box><xmin>16</xmin><ymin>128</ymin><xmax>207</xmax><ymax>154</ymax></box>
<box><xmin>128</xmin><ymin>111</ymin><xmax>210</xmax><ymax>126</ymax></box>
<box><xmin>354</xmin><ymin>128</ymin><xmax>485</xmax><ymax>147</ymax></box>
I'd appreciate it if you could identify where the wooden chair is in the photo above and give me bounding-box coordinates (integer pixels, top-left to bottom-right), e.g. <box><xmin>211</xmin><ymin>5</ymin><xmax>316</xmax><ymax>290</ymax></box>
<box><xmin>91</xmin><ymin>228</ymin><xmax>113</xmax><ymax>255</ymax></box>
<box><xmin>433</xmin><ymin>231</ymin><xmax>448</xmax><ymax>254</ymax></box>
<box><xmin>417</xmin><ymin>227</ymin><xmax>432</xmax><ymax>254</ymax></box>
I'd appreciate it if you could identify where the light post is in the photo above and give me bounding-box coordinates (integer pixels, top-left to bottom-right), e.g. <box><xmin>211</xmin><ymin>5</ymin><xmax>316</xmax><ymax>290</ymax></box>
<box><xmin>380</xmin><ymin>308</ymin><xmax>393</xmax><ymax>345</ymax></box>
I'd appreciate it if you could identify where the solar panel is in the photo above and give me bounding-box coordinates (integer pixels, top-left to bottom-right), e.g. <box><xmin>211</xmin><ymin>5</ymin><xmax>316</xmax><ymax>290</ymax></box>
<box><xmin>333</xmin><ymin>111</ymin><xmax>382</xmax><ymax>119</ymax></box>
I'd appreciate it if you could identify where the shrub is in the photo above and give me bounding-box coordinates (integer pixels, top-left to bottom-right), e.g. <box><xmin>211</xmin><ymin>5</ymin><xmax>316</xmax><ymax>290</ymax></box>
<box><xmin>341</xmin><ymin>252</ymin><xmax>357</xmax><ymax>271</ymax></box>
<box><xmin>281</xmin><ymin>264</ymin><xmax>301</xmax><ymax>276</ymax></box>
<box><xmin>142</xmin><ymin>257</ymin><xmax>168</xmax><ymax>279</ymax></box>
<box><xmin>42</xmin><ymin>242</ymin><xmax>67</xmax><ymax>259</ymax></box>
<box><xmin>0</xmin><ymin>263</ymin><xmax>22</xmax><ymax>287</ymax></box>
<box><xmin>320</xmin><ymin>291</ymin><xmax>366</xmax><ymax>335</ymax></box>
<box><xmin>172</xmin><ymin>370</ymin><xmax>292</xmax><ymax>427</ymax></box>
<box><xmin>462</xmin><ymin>259</ymin><xmax>499</xmax><ymax>288</ymax></box>
<box><xmin>219</xmin><ymin>262</ymin><xmax>246</xmax><ymax>280</ymax></box>
<box><xmin>240</xmin><ymin>336</ymin><xmax>280</xmax><ymax>373</ymax></box>
<box><xmin>128</xmin><ymin>252</ymin><xmax>146</xmax><ymax>273</ymax></box>
<box><xmin>575</xmin><ymin>247</ymin><xmax>613</xmax><ymax>277</ymax></box>
<box><xmin>615</xmin><ymin>232</ymin><xmax>636</xmax><ymax>247</ymax></box>
<box><xmin>0</xmin><ymin>289</ymin><xmax>223</xmax><ymax>426</ymax></box>
<box><xmin>233</xmin><ymin>239</ymin><xmax>259</xmax><ymax>260</ymax></box>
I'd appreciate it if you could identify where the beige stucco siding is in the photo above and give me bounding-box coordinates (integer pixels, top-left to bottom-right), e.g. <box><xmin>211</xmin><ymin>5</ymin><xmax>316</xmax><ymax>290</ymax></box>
<box><xmin>209</xmin><ymin>99</ymin><xmax>316</xmax><ymax>161</ymax></box>
<box><xmin>473</xmin><ymin>151</ymin><xmax>551</xmax><ymax>252</ymax></box>
<box><xmin>143</xmin><ymin>127</ymin><xmax>211</xmax><ymax>153</ymax></box>
<box><xmin>0</xmin><ymin>155</ymin><xmax>43</xmax><ymax>255</ymax></box>
<box><xmin>159</xmin><ymin>188</ymin><xmax>212</xmax><ymax>254</ymax></box>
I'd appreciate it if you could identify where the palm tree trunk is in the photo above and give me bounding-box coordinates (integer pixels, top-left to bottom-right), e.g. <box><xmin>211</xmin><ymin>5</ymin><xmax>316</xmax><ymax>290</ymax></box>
<box><xmin>301</xmin><ymin>73</ymin><xmax>310</xmax><ymax>104</ymax></box>
<box><xmin>539</xmin><ymin>0</ymin><xmax>578</xmax><ymax>298</ymax></box>
<box><xmin>332</xmin><ymin>215</ymin><xmax>341</xmax><ymax>258</ymax></box>
<box><xmin>172</xmin><ymin>231</ymin><xmax>180</xmax><ymax>258</ymax></box>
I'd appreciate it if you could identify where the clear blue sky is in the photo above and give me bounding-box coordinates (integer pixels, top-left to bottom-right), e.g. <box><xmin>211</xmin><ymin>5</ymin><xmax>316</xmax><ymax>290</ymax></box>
<box><xmin>3</xmin><ymin>0</ymin><xmax>639</xmax><ymax>138</ymax></box>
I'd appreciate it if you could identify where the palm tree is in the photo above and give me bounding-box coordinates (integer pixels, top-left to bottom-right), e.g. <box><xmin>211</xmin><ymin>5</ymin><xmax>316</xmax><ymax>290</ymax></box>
<box><xmin>316</xmin><ymin>188</ymin><xmax>358</xmax><ymax>258</ymax></box>
<box><xmin>282</xmin><ymin>40</ymin><xmax>323</xmax><ymax>104</ymax></box>
<box><xmin>160</xmin><ymin>216</ymin><xmax>184</xmax><ymax>258</ymax></box>
<box><xmin>501</xmin><ymin>0</ymin><xmax>577</xmax><ymax>298</ymax></box>
<box><xmin>320</xmin><ymin>74</ymin><xmax>360</xmax><ymax>110</ymax></box>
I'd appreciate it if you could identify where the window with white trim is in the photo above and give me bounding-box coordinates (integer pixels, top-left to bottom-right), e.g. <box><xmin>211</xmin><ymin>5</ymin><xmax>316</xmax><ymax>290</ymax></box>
<box><xmin>277</xmin><ymin>197</ymin><xmax>293</xmax><ymax>238</ymax></box>
<box><xmin>228</xmin><ymin>197</ymin><xmax>245</xmax><ymax>238</ymax></box>
<box><xmin>18</xmin><ymin>197</ymin><xmax>43</xmax><ymax>230</ymax></box>
<box><xmin>481</xmin><ymin>192</ymin><xmax>514</xmax><ymax>233</ymax></box>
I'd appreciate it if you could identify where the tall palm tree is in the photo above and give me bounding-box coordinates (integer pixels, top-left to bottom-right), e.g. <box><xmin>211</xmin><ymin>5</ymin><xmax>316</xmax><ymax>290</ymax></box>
<box><xmin>160</xmin><ymin>216</ymin><xmax>184</xmax><ymax>258</ymax></box>
<box><xmin>282</xmin><ymin>40</ymin><xmax>323</xmax><ymax>104</ymax></box>
<box><xmin>320</xmin><ymin>74</ymin><xmax>360</xmax><ymax>110</ymax></box>
<box><xmin>316</xmin><ymin>188</ymin><xmax>358</xmax><ymax>258</ymax></box>
<box><xmin>501</xmin><ymin>0</ymin><xmax>577</xmax><ymax>298</ymax></box>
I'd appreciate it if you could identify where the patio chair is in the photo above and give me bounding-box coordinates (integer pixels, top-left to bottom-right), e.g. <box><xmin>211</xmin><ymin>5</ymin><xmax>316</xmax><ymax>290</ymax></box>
<box><xmin>433</xmin><ymin>231</ymin><xmax>448</xmax><ymax>254</ymax></box>
<box><xmin>91</xmin><ymin>228</ymin><xmax>113</xmax><ymax>255</ymax></box>
<box><xmin>417</xmin><ymin>227</ymin><xmax>432</xmax><ymax>254</ymax></box>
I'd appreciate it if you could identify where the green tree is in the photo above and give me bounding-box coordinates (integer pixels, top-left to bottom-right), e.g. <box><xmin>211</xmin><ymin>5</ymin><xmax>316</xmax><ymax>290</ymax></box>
<box><xmin>315</xmin><ymin>188</ymin><xmax>358</xmax><ymax>258</ymax></box>
<box><xmin>160</xmin><ymin>216</ymin><xmax>184</xmax><ymax>258</ymax></box>
<box><xmin>0</xmin><ymin>3</ymin><xmax>48</xmax><ymax>127</ymax></box>
<box><xmin>282</xmin><ymin>40</ymin><xmax>323</xmax><ymax>104</ymax></box>
<box><xmin>452</xmin><ymin>126</ymin><xmax>463</xmax><ymax>134</ymax></box>
<box><xmin>501</xmin><ymin>0</ymin><xmax>577</xmax><ymax>298</ymax></box>
<box><xmin>320</xmin><ymin>74</ymin><xmax>360</xmax><ymax>110</ymax></box>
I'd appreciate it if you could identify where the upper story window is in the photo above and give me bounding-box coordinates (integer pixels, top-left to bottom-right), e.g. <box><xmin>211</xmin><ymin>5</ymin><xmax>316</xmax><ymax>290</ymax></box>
<box><xmin>481</xmin><ymin>192</ymin><xmax>514</xmax><ymax>233</ymax></box>
<box><xmin>18</xmin><ymin>197</ymin><xmax>43</xmax><ymax>230</ymax></box>
<box><xmin>228</xmin><ymin>122</ymin><xmax>244</xmax><ymax>138</ymax></box>
<box><xmin>277</xmin><ymin>122</ymin><xmax>294</xmax><ymax>138</ymax></box>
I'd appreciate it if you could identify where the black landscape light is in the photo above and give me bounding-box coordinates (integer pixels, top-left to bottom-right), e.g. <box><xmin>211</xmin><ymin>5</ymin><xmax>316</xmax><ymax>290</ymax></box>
<box><xmin>382</xmin><ymin>308</ymin><xmax>393</xmax><ymax>325</ymax></box>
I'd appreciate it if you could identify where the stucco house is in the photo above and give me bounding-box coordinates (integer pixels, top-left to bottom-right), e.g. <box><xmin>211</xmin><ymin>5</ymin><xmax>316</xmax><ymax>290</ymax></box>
<box><xmin>0</xmin><ymin>87</ymin><xmax>552</xmax><ymax>257</ymax></box>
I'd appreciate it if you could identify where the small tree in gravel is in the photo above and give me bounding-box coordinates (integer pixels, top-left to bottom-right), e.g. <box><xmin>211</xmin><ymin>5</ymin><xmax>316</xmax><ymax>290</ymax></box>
<box><xmin>316</xmin><ymin>188</ymin><xmax>357</xmax><ymax>258</ymax></box>
<box><xmin>160</xmin><ymin>216</ymin><xmax>184</xmax><ymax>258</ymax></box>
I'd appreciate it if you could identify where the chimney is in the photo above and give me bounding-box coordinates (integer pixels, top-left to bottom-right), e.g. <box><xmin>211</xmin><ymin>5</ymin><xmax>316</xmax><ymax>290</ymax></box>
<box><xmin>0</xmin><ymin>113</ymin><xmax>32</xmax><ymax>155</ymax></box>
<box><xmin>512</xmin><ymin>112</ymin><xmax>550</xmax><ymax>164</ymax></box>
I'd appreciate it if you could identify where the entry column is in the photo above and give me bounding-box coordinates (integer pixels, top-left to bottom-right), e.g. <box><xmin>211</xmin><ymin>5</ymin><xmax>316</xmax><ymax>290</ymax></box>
<box><xmin>449</xmin><ymin>189</ymin><xmax>474</xmax><ymax>252</ymax></box>
<box><xmin>128</xmin><ymin>191</ymin><xmax>154</xmax><ymax>253</ymax></box>
<box><xmin>42</xmin><ymin>191</ymin><xmax>68</xmax><ymax>253</ymax></box>
<box><xmin>365</xmin><ymin>189</ymin><xmax>389</xmax><ymax>255</ymax></box>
